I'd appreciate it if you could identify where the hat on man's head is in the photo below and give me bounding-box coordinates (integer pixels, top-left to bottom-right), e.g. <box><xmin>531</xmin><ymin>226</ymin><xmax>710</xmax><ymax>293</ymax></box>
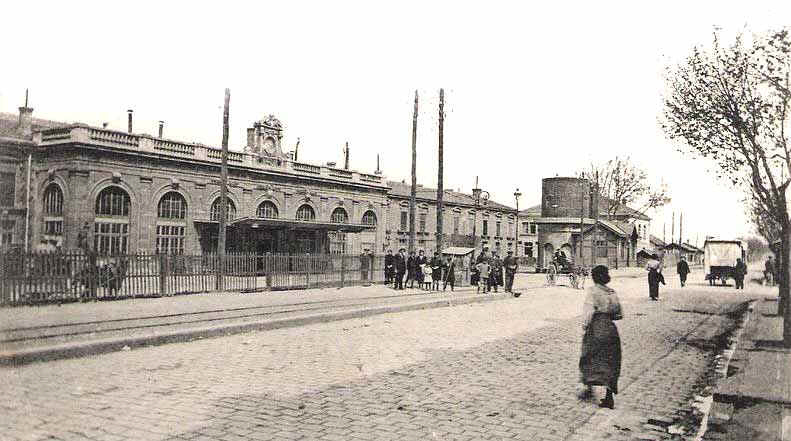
<box><xmin>507</xmin><ymin>250</ymin><xmax>513</xmax><ymax>254</ymax></box>
<box><xmin>399</xmin><ymin>248</ymin><xmax>406</xmax><ymax>252</ymax></box>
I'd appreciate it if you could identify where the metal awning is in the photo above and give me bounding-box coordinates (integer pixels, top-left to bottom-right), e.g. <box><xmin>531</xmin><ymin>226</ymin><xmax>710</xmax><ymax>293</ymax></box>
<box><xmin>442</xmin><ymin>247</ymin><xmax>474</xmax><ymax>256</ymax></box>
<box><xmin>229</xmin><ymin>216</ymin><xmax>376</xmax><ymax>232</ymax></box>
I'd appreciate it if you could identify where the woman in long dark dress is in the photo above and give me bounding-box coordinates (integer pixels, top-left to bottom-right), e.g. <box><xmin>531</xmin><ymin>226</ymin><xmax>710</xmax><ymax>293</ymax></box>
<box><xmin>579</xmin><ymin>265</ymin><xmax>623</xmax><ymax>409</ymax></box>
<box><xmin>646</xmin><ymin>255</ymin><xmax>666</xmax><ymax>300</ymax></box>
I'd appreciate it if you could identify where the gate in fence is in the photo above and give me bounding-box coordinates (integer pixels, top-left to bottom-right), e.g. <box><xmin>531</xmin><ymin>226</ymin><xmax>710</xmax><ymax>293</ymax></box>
<box><xmin>0</xmin><ymin>251</ymin><xmax>396</xmax><ymax>306</ymax></box>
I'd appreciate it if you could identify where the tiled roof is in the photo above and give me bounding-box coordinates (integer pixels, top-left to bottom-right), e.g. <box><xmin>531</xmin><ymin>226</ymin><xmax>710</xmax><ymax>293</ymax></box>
<box><xmin>600</xmin><ymin>197</ymin><xmax>651</xmax><ymax>221</ymax></box>
<box><xmin>649</xmin><ymin>235</ymin><xmax>666</xmax><ymax>248</ymax></box>
<box><xmin>518</xmin><ymin>204</ymin><xmax>541</xmax><ymax>216</ymax></box>
<box><xmin>387</xmin><ymin>181</ymin><xmax>515</xmax><ymax>211</ymax></box>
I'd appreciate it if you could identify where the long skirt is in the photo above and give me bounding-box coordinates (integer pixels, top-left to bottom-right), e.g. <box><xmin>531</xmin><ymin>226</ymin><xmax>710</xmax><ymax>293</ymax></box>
<box><xmin>648</xmin><ymin>272</ymin><xmax>661</xmax><ymax>299</ymax></box>
<box><xmin>579</xmin><ymin>313</ymin><xmax>621</xmax><ymax>393</ymax></box>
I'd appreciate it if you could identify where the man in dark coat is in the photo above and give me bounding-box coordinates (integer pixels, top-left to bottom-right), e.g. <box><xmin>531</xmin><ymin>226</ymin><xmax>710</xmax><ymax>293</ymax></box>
<box><xmin>734</xmin><ymin>258</ymin><xmax>747</xmax><ymax>289</ymax></box>
<box><xmin>394</xmin><ymin>248</ymin><xmax>407</xmax><ymax>290</ymax></box>
<box><xmin>503</xmin><ymin>250</ymin><xmax>518</xmax><ymax>293</ymax></box>
<box><xmin>406</xmin><ymin>251</ymin><xmax>417</xmax><ymax>288</ymax></box>
<box><xmin>384</xmin><ymin>249</ymin><xmax>394</xmax><ymax>286</ymax></box>
<box><xmin>430</xmin><ymin>252</ymin><xmax>443</xmax><ymax>291</ymax></box>
<box><xmin>676</xmin><ymin>256</ymin><xmax>690</xmax><ymax>287</ymax></box>
<box><xmin>442</xmin><ymin>256</ymin><xmax>456</xmax><ymax>291</ymax></box>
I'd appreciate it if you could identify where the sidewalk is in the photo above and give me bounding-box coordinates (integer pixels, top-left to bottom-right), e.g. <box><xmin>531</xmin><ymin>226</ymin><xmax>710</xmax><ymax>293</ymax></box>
<box><xmin>0</xmin><ymin>267</ymin><xmax>644</xmax><ymax>367</ymax></box>
<box><xmin>1</xmin><ymin>273</ymin><xmax>551</xmax><ymax>367</ymax></box>
<box><xmin>708</xmin><ymin>296</ymin><xmax>791</xmax><ymax>440</ymax></box>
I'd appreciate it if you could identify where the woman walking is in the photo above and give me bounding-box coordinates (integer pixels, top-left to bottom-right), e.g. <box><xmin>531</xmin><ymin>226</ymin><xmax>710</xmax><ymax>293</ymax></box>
<box><xmin>579</xmin><ymin>265</ymin><xmax>623</xmax><ymax>409</ymax></box>
<box><xmin>647</xmin><ymin>254</ymin><xmax>665</xmax><ymax>300</ymax></box>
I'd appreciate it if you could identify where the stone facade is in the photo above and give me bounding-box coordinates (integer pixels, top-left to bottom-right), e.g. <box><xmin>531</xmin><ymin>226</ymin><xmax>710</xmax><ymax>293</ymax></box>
<box><xmin>385</xmin><ymin>181</ymin><xmax>518</xmax><ymax>256</ymax></box>
<box><xmin>1</xmin><ymin>108</ymin><xmax>521</xmax><ymax>257</ymax></box>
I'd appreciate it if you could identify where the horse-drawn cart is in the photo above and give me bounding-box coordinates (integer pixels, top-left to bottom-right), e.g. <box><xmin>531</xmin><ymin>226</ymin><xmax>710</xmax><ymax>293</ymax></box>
<box><xmin>545</xmin><ymin>256</ymin><xmax>587</xmax><ymax>289</ymax></box>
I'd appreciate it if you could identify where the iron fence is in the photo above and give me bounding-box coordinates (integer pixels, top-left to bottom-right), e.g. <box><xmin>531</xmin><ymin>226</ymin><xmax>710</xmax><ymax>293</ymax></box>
<box><xmin>0</xmin><ymin>251</ymin><xmax>470</xmax><ymax>306</ymax></box>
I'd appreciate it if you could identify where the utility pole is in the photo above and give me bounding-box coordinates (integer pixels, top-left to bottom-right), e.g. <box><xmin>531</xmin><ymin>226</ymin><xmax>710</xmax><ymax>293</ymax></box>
<box><xmin>579</xmin><ymin>174</ymin><xmax>585</xmax><ymax>267</ymax></box>
<box><xmin>409</xmin><ymin>90</ymin><xmax>418</xmax><ymax>253</ymax></box>
<box><xmin>592</xmin><ymin>171</ymin><xmax>599</xmax><ymax>265</ymax></box>
<box><xmin>663</xmin><ymin>223</ymin><xmax>666</xmax><ymax>244</ymax></box>
<box><xmin>436</xmin><ymin>88</ymin><xmax>445</xmax><ymax>254</ymax></box>
<box><xmin>679</xmin><ymin>212</ymin><xmax>683</xmax><ymax>245</ymax></box>
<box><xmin>217</xmin><ymin>88</ymin><xmax>230</xmax><ymax>291</ymax></box>
<box><xmin>671</xmin><ymin>212</ymin><xmax>675</xmax><ymax>245</ymax></box>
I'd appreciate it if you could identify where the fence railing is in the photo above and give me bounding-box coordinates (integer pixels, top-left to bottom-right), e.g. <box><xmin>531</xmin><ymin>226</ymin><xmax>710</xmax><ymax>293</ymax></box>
<box><xmin>0</xmin><ymin>252</ymin><xmax>470</xmax><ymax>306</ymax></box>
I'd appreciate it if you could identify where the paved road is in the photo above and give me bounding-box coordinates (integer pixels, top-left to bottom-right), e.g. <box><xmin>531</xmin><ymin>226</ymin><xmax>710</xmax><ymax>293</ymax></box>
<box><xmin>0</xmin><ymin>273</ymin><xmax>759</xmax><ymax>440</ymax></box>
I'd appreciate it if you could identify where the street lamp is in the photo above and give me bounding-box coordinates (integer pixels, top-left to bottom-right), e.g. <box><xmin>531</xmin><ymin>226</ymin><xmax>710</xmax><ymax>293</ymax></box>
<box><xmin>514</xmin><ymin>188</ymin><xmax>522</xmax><ymax>258</ymax></box>
<box><xmin>471</xmin><ymin>176</ymin><xmax>489</xmax><ymax>263</ymax></box>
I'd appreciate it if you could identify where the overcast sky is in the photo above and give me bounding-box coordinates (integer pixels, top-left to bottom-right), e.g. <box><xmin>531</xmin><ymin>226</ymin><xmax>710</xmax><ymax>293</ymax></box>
<box><xmin>2</xmin><ymin>0</ymin><xmax>789</xmax><ymax>244</ymax></box>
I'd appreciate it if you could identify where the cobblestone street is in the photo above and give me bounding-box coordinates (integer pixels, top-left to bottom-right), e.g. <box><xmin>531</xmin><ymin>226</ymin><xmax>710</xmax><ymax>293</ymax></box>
<box><xmin>1</xmin><ymin>275</ymin><xmax>759</xmax><ymax>440</ymax></box>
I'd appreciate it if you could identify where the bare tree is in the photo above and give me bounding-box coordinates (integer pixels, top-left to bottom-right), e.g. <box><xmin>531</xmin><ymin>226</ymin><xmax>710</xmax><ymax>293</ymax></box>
<box><xmin>746</xmin><ymin>193</ymin><xmax>781</xmax><ymax>246</ymax></box>
<box><xmin>661</xmin><ymin>29</ymin><xmax>791</xmax><ymax>345</ymax></box>
<box><xmin>579</xmin><ymin>156</ymin><xmax>671</xmax><ymax>218</ymax></box>
<box><xmin>739</xmin><ymin>235</ymin><xmax>770</xmax><ymax>262</ymax></box>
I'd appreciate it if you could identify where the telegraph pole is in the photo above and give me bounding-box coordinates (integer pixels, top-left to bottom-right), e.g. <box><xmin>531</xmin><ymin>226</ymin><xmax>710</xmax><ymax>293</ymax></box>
<box><xmin>679</xmin><ymin>212</ymin><xmax>683</xmax><ymax>245</ymax></box>
<box><xmin>409</xmin><ymin>90</ymin><xmax>418</xmax><ymax>253</ymax></box>
<box><xmin>436</xmin><ymin>88</ymin><xmax>445</xmax><ymax>254</ymax></box>
<box><xmin>217</xmin><ymin>88</ymin><xmax>230</xmax><ymax>291</ymax></box>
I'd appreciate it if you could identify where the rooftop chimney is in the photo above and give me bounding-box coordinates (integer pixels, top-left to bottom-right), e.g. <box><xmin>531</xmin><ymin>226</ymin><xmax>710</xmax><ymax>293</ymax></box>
<box><xmin>102</xmin><ymin>122</ymin><xmax>109</xmax><ymax>129</ymax></box>
<box><xmin>127</xmin><ymin>109</ymin><xmax>133</xmax><ymax>134</ymax></box>
<box><xmin>158</xmin><ymin>120</ymin><xmax>164</xmax><ymax>138</ymax></box>
<box><xmin>17</xmin><ymin>89</ymin><xmax>34</xmax><ymax>138</ymax></box>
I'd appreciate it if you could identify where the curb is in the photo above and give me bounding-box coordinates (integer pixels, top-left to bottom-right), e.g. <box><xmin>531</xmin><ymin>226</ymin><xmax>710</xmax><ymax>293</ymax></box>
<box><xmin>0</xmin><ymin>291</ymin><xmax>518</xmax><ymax>368</ymax></box>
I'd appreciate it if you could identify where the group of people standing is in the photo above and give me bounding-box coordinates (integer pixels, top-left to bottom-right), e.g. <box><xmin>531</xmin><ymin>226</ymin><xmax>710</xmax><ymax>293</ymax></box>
<box><xmin>471</xmin><ymin>247</ymin><xmax>518</xmax><ymax>293</ymax></box>
<box><xmin>383</xmin><ymin>249</ymin><xmax>457</xmax><ymax>291</ymax></box>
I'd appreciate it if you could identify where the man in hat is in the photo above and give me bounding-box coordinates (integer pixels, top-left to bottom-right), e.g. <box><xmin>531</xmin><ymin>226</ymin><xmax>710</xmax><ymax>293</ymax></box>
<box><xmin>676</xmin><ymin>255</ymin><xmax>690</xmax><ymax>287</ymax></box>
<box><xmin>503</xmin><ymin>250</ymin><xmax>518</xmax><ymax>293</ymax></box>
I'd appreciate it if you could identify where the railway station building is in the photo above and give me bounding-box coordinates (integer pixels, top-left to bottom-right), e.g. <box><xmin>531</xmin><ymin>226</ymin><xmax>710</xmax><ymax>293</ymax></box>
<box><xmin>0</xmin><ymin>104</ymin><xmax>519</xmax><ymax>257</ymax></box>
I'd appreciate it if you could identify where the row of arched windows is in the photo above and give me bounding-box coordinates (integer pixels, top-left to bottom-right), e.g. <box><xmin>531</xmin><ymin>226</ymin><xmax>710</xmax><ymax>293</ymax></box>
<box><xmin>41</xmin><ymin>183</ymin><xmax>378</xmax><ymax>254</ymax></box>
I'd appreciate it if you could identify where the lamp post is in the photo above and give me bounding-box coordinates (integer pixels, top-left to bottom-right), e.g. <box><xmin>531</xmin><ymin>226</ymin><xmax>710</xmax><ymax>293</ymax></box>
<box><xmin>514</xmin><ymin>188</ymin><xmax>521</xmax><ymax>258</ymax></box>
<box><xmin>471</xmin><ymin>176</ymin><xmax>489</xmax><ymax>263</ymax></box>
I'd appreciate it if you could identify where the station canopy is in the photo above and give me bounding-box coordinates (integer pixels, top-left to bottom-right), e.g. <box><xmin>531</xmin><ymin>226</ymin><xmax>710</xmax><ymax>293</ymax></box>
<box><xmin>442</xmin><ymin>247</ymin><xmax>475</xmax><ymax>256</ymax></box>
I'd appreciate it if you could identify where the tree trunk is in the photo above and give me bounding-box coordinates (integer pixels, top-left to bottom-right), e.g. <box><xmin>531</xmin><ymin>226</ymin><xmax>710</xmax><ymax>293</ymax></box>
<box><xmin>781</xmin><ymin>224</ymin><xmax>791</xmax><ymax>347</ymax></box>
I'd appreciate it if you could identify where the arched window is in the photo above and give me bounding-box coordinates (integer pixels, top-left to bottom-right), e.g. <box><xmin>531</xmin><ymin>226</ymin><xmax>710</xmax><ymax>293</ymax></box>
<box><xmin>95</xmin><ymin>186</ymin><xmax>130</xmax><ymax>217</ymax></box>
<box><xmin>43</xmin><ymin>184</ymin><xmax>64</xmax><ymax>238</ymax></box>
<box><xmin>210</xmin><ymin>197</ymin><xmax>236</xmax><ymax>222</ymax></box>
<box><xmin>94</xmin><ymin>186</ymin><xmax>130</xmax><ymax>254</ymax></box>
<box><xmin>257</xmin><ymin>200</ymin><xmax>279</xmax><ymax>219</ymax></box>
<box><xmin>158</xmin><ymin>192</ymin><xmax>187</xmax><ymax>219</ymax></box>
<box><xmin>362</xmin><ymin>210</ymin><xmax>377</xmax><ymax>226</ymax></box>
<box><xmin>296</xmin><ymin>204</ymin><xmax>315</xmax><ymax>221</ymax></box>
<box><xmin>44</xmin><ymin>184</ymin><xmax>63</xmax><ymax>216</ymax></box>
<box><xmin>156</xmin><ymin>192</ymin><xmax>187</xmax><ymax>254</ymax></box>
<box><xmin>331</xmin><ymin>207</ymin><xmax>348</xmax><ymax>224</ymax></box>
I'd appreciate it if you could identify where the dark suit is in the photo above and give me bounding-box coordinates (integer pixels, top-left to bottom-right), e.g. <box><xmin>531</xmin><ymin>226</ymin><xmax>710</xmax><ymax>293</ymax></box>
<box><xmin>394</xmin><ymin>254</ymin><xmax>407</xmax><ymax>289</ymax></box>
<box><xmin>384</xmin><ymin>254</ymin><xmax>395</xmax><ymax>285</ymax></box>
<box><xmin>676</xmin><ymin>260</ymin><xmax>690</xmax><ymax>287</ymax></box>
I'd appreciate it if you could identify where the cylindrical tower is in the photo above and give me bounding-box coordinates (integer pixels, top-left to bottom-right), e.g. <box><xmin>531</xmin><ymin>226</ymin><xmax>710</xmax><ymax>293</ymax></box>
<box><xmin>541</xmin><ymin>177</ymin><xmax>590</xmax><ymax>218</ymax></box>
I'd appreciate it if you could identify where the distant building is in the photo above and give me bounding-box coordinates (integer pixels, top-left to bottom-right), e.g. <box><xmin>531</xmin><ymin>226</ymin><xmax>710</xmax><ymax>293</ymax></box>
<box><xmin>518</xmin><ymin>177</ymin><xmax>652</xmax><ymax>270</ymax></box>
<box><xmin>385</xmin><ymin>181</ymin><xmax>517</xmax><ymax>255</ymax></box>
